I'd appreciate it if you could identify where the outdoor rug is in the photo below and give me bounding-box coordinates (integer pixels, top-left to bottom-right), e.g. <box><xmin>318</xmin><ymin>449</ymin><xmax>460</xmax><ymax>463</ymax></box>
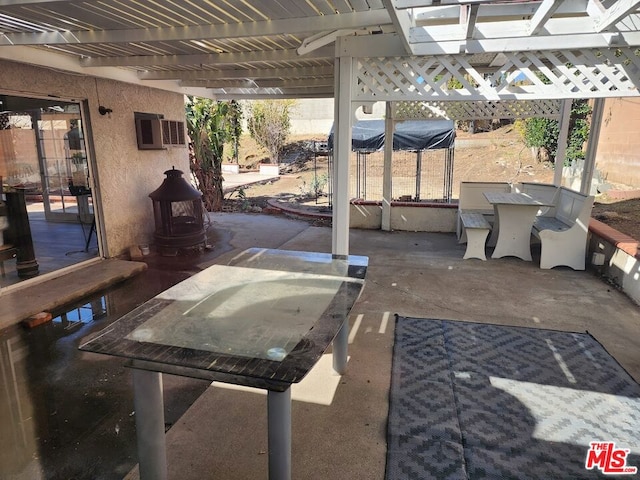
<box><xmin>386</xmin><ymin>316</ymin><xmax>640</xmax><ymax>480</ymax></box>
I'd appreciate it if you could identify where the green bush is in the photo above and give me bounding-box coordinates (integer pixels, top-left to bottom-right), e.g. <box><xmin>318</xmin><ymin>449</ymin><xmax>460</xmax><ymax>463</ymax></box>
<box><xmin>518</xmin><ymin>99</ymin><xmax>591</xmax><ymax>165</ymax></box>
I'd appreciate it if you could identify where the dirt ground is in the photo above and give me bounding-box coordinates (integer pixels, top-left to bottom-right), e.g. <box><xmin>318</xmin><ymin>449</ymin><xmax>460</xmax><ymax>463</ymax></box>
<box><xmin>226</xmin><ymin>127</ymin><xmax>640</xmax><ymax>241</ymax></box>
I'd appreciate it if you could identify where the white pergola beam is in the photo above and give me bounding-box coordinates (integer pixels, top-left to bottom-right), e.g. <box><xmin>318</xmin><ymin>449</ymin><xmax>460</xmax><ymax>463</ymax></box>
<box><xmin>256</xmin><ymin>78</ymin><xmax>333</xmax><ymax>88</ymax></box>
<box><xmin>341</xmin><ymin>31</ymin><xmax>640</xmax><ymax>57</ymax></box>
<box><xmin>181</xmin><ymin>78</ymin><xmax>333</xmax><ymax>89</ymax></box>
<box><xmin>139</xmin><ymin>66</ymin><xmax>334</xmax><ymax>81</ymax></box>
<box><xmin>409</xmin><ymin>0</ymin><xmax>518</xmax><ymax>5</ymax></box>
<box><xmin>413</xmin><ymin>0</ymin><xmax>587</xmax><ymax>21</ymax></box>
<box><xmin>0</xmin><ymin>45</ymin><xmax>215</xmax><ymax>98</ymax></box>
<box><xmin>591</xmin><ymin>0</ymin><xmax>640</xmax><ymax>32</ymax></box>
<box><xmin>382</xmin><ymin>0</ymin><xmax>414</xmax><ymax>54</ymax></box>
<box><xmin>0</xmin><ymin>0</ymin><xmax>71</xmax><ymax>4</ymax></box>
<box><xmin>207</xmin><ymin>86</ymin><xmax>333</xmax><ymax>96</ymax></box>
<box><xmin>212</xmin><ymin>92</ymin><xmax>332</xmax><ymax>100</ymax></box>
<box><xmin>528</xmin><ymin>0</ymin><xmax>563</xmax><ymax>35</ymax></box>
<box><xmin>298</xmin><ymin>29</ymin><xmax>361</xmax><ymax>55</ymax></box>
<box><xmin>462</xmin><ymin>4</ymin><xmax>479</xmax><ymax>39</ymax></box>
<box><xmin>181</xmin><ymin>79</ymin><xmax>257</xmax><ymax>89</ymax></box>
<box><xmin>81</xmin><ymin>47</ymin><xmax>334</xmax><ymax>68</ymax></box>
<box><xmin>411</xmin><ymin>15</ymin><xmax>640</xmax><ymax>44</ymax></box>
<box><xmin>0</xmin><ymin>10</ymin><xmax>392</xmax><ymax>46</ymax></box>
<box><xmin>411</xmin><ymin>32</ymin><xmax>640</xmax><ymax>54</ymax></box>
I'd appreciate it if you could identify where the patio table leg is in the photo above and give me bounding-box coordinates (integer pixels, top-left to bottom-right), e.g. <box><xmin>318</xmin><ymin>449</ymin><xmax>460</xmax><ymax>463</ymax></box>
<box><xmin>132</xmin><ymin>369</ymin><xmax>167</xmax><ymax>480</ymax></box>
<box><xmin>332</xmin><ymin>318</ymin><xmax>349</xmax><ymax>374</ymax></box>
<box><xmin>491</xmin><ymin>204</ymin><xmax>539</xmax><ymax>261</ymax></box>
<box><xmin>268</xmin><ymin>388</ymin><xmax>292</xmax><ymax>480</ymax></box>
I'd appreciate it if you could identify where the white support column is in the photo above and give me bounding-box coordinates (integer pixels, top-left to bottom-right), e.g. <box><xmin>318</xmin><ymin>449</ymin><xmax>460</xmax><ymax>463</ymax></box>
<box><xmin>267</xmin><ymin>388</ymin><xmax>292</xmax><ymax>480</ymax></box>
<box><xmin>332</xmin><ymin>44</ymin><xmax>354</xmax><ymax>256</ymax></box>
<box><xmin>554</xmin><ymin>99</ymin><xmax>572</xmax><ymax>186</ymax></box>
<box><xmin>580</xmin><ymin>98</ymin><xmax>605</xmax><ymax>195</ymax></box>
<box><xmin>132</xmin><ymin>370</ymin><xmax>167</xmax><ymax>480</ymax></box>
<box><xmin>381</xmin><ymin>102</ymin><xmax>394</xmax><ymax>231</ymax></box>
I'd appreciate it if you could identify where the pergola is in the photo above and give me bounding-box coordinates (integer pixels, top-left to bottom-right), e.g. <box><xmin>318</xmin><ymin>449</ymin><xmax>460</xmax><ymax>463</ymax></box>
<box><xmin>1</xmin><ymin>0</ymin><xmax>640</xmax><ymax>256</ymax></box>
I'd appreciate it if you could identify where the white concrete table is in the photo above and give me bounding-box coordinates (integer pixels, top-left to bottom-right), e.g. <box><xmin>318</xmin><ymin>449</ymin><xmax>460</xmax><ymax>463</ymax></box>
<box><xmin>483</xmin><ymin>192</ymin><xmax>553</xmax><ymax>261</ymax></box>
<box><xmin>79</xmin><ymin>248</ymin><xmax>368</xmax><ymax>480</ymax></box>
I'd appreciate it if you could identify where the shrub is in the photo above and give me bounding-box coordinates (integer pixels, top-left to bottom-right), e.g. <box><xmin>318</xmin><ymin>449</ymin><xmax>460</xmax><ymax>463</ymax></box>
<box><xmin>247</xmin><ymin>100</ymin><xmax>296</xmax><ymax>164</ymax></box>
<box><xmin>517</xmin><ymin>100</ymin><xmax>591</xmax><ymax>165</ymax></box>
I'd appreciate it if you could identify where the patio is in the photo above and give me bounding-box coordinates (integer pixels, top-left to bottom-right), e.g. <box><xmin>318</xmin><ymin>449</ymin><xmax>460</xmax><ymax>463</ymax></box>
<box><xmin>2</xmin><ymin>211</ymin><xmax>639</xmax><ymax>479</ymax></box>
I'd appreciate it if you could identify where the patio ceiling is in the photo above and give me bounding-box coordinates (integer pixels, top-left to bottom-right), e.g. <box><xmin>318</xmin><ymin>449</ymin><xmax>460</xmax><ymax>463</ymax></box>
<box><xmin>0</xmin><ymin>0</ymin><xmax>639</xmax><ymax>100</ymax></box>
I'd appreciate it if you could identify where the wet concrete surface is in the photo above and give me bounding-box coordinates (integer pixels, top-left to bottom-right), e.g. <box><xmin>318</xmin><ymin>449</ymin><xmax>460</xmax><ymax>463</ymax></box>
<box><xmin>0</xmin><ymin>212</ymin><xmax>318</xmax><ymax>480</ymax></box>
<box><xmin>0</xmin><ymin>269</ymin><xmax>214</xmax><ymax>480</ymax></box>
<box><xmin>0</xmin><ymin>220</ymin><xmax>240</xmax><ymax>480</ymax></box>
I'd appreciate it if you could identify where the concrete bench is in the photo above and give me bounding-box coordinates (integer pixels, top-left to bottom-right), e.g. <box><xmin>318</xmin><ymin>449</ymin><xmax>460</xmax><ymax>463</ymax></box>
<box><xmin>457</xmin><ymin>181</ymin><xmax>511</xmax><ymax>243</ymax></box>
<box><xmin>531</xmin><ymin>187</ymin><xmax>594</xmax><ymax>270</ymax></box>
<box><xmin>460</xmin><ymin>212</ymin><xmax>491</xmax><ymax>260</ymax></box>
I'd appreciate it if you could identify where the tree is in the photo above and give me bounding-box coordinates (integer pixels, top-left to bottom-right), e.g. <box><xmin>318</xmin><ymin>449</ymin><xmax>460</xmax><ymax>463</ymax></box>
<box><xmin>185</xmin><ymin>97</ymin><xmax>242</xmax><ymax>211</ymax></box>
<box><xmin>247</xmin><ymin>100</ymin><xmax>295</xmax><ymax>164</ymax></box>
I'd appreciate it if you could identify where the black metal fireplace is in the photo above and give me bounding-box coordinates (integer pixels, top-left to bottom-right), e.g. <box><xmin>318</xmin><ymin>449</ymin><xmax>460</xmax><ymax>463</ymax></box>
<box><xmin>149</xmin><ymin>168</ymin><xmax>206</xmax><ymax>255</ymax></box>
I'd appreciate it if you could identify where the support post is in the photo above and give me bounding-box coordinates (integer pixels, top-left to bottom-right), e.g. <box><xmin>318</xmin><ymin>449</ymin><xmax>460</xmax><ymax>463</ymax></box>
<box><xmin>381</xmin><ymin>102</ymin><xmax>394</xmax><ymax>231</ymax></box>
<box><xmin>132</xmin><ymin>370</ymin><xmax>167</xmax><ymax>480</ymax></box>
<box><xmin>554</xmin><ymin>99</ymin><xmax>572</xmax><ymax>186</ymax></box>
<box><xmin>332</xmin><ymin>318</ymin><xmax>349</xmax><ymax>374</ymax></box>
<box><xmin>332</xmin><ymin>41</ymin><xmax>353</xmax><ymax>256</ymax></box>
<box><xmin>268</xmin><ymin>388</ymin><xmax>292</xmax><ymax>480</ymax></box>
<box><xmin>581</xmin><ymin>98</ymin><xmax>604</xmax><ymax>195</ymax></box>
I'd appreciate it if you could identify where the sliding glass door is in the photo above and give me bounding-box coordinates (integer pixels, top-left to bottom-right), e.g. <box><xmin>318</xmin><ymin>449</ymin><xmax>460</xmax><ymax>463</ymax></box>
<box><xmin>0</xmin><ymin>94</ymin><xmax>98</xmax><ymax>287</ymax></box>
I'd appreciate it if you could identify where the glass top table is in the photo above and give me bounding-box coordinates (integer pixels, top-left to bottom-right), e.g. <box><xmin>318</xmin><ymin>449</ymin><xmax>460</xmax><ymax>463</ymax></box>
<box><xmin>79</xmin><ymin>247</ymin><xmax>368</xmax><ymax>480</ymax></box>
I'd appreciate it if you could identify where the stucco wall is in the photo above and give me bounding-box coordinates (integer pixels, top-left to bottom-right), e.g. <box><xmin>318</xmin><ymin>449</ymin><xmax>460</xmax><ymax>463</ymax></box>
<box><xmin>0</xmin><ymin>59</ymin><xmax>189</xmax><ymax>256</ymax></box>
<box><xmin>349</xmin><ymin>201</ymin><xmax>457</xmax><ymax>232</ymax></box>
<box><xmin>390</xmin><ymin>205</ymin><xmax>456</xmax><ymax>232</ymax></box>
<box><xmin>595</xmin><ymin>98</ymin><xmax>640</xmax><ymax>188</ymax></box>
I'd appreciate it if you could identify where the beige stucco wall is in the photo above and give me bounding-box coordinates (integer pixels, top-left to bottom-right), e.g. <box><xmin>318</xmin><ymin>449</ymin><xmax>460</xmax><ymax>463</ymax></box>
<box><xmin>349</xmin><ymin>202</ymin><xmax>457</xmax><ymax>232</ymax></box>
<box><xmin>595</xmin><ymin>98</ymin><xmax>640</xmax><ymax>188</ymax></box>
<box><xmin>0</xmin><ymin>59</ymin><xmax>189</xmax><ymax>256</ymax></box>
<box><xmin>350</xmin><ymin>203</ymin><xmax>382</xmax><ymax>229</ymax></box>
<box><xmin>390</xmin><ymin>205</ymin><xmax>456</xmax><ymax>232</ymax></box>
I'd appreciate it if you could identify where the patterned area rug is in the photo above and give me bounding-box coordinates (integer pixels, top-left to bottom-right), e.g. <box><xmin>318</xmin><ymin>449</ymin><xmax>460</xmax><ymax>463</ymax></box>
<box><xmin>386</xmin><ymin>317</ymin><xmax>640</xmax><ymax>480</ymax></box>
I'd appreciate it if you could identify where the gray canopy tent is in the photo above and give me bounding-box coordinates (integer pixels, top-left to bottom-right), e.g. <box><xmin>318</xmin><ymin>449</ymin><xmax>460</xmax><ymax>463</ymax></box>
<box><xmin>327</xmin><ymin>119</ymin><xmax>456</xmax><ymax>203</ymax></box>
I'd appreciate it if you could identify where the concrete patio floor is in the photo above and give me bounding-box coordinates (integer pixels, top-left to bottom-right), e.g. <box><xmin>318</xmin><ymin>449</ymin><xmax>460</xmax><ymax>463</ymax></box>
<box><xmin>2</xmin><ymin>211</ymin><xmax>639</xmax><ymax>480</ymax></box>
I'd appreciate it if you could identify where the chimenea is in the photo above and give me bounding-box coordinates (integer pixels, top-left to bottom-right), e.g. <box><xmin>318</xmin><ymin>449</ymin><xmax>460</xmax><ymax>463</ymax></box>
<box><xmin>149</xmin><ymin>168</ymin><xmax>206</xmax><ymax>255</ymax></box>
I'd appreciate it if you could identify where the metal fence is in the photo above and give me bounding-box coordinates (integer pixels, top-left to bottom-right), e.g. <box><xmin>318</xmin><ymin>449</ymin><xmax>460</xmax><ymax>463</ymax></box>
<box><xmin>316</xmin><ymin>145</ymin><xmax>455</xmax><ymax>206</ymax></box>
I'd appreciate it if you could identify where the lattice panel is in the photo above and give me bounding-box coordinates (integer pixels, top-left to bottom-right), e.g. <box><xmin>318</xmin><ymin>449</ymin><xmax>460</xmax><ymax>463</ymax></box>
<box><xmin>395</xmin><ymin>100</ymin><xmax>562</xmax><ymax>120</ymax></box>
<box><xmin>355</xmin><ymin>48</ymin><xmax>640</xmax><ymax>102</ymax></box>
